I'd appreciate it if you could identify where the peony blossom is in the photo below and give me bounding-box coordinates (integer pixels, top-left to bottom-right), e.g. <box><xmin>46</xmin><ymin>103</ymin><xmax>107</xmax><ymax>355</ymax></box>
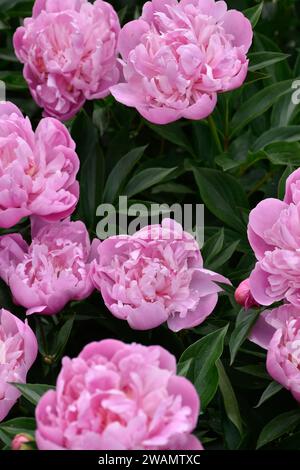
<box><xmin>234</xmin><ymin>279</ymin><xmax>257</xmax><ymax>309</ymax></box>
<box><xmin>0</xmin><ymin>308</ymin><xmax>38</xmax><ymax>422</ymax></box>
<box><xmin>14</xmin><ymin>0</ymin><xmax>120</xmax><ymax>120</ymax></box>
<box><xmin>250</xmin><ymin>304</ymin><xmax>300</xmax><ymax>402</ymax></box>
<box><xmin>248</xmin><ymin>168</ymin><xmax>300</xmax><ymax>308</ymax></box>
<box><xmin>92</xmin><ymin>218</ymin><xmax>229</xmax><ymax>331</ymax></box>
<box><xmin>0</xmin><ymin>102</ymin><xmax>79</xmax><ymax>229</ymax></box>
<box><xmin>110</xmin><ymin>0</ymin><xmax>253</xmax><ymax>124</ymax></box>
<box><xmin>0</xmin><ymin>219</ymin><xmax>100</xmax><ymax>315</ymax></box>
<box><xmin>35</xmin><ymin>339</ymin><xmax>203</xmax><ymax>450</ymax></box>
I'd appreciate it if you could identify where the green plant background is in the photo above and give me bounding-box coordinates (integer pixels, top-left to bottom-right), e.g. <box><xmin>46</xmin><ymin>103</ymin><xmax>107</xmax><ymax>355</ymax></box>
<box><xmin>1</xmin><ymin>0</ymin><xmax>300</xmax><ymax>450</ymax></box>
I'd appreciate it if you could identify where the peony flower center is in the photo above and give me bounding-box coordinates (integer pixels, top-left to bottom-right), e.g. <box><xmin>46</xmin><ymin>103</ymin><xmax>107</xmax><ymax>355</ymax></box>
<box><xmin>111</xmin><ymin>245</ymin><xmax>193</xmax><ymax>309</ymax></box>
<box><xmin>16</xmin><ymin>239</ymin><xmax>87</xmax><ymax>291</ymax></box>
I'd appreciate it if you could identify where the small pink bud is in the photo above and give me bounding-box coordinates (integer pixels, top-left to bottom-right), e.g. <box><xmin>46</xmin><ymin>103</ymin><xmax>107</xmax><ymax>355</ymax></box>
<box><xmin>11</xmin><ymin>433</ymin><xmax>33</xmax><ymax>450</ymax></box>
<box><xmin>234</xmin><ymin>279</ymin><xmax>257</xmax><ymax>309</ymax></box>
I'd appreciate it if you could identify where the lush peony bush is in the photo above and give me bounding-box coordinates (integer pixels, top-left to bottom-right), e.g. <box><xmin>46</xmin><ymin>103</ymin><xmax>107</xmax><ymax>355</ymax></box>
<box><xmin>1</xmin><ymin>0</ymin><xmax>300</xmax><ymax>453</ymax></box>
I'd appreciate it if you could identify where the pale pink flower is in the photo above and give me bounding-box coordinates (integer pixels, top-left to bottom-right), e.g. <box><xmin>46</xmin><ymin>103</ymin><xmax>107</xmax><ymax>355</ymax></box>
<box><xmin>110</xmin><ymin>0</ymin><xmax>253</xmax><ymax>124</ymax></box>
<box><xmin>35</xmin><ymin>339</ymin><xmax>203</xmax><ymax>450</ymax></box>
<box><xmin>14</xmin><ymin>0</ymin><xmax>120</xmax><ymax>120</ymax></box>
<box><xmin>248</xmin><ymin>168</ymin><xmax>300</xmax><ymax>308</ymax></box>
<box><xmin>0</xmin><ymin>102</ymin><xmax>79</xmax><ymax>228</ymax></box>
<box><xmin>92</xmin><ymin>218</ymin><xmax>229</xmax><ymax>331</ymax></box>
<box><xmin>250</xmin><ymin>304</ymin><xmax>300</xmax><ymax>402</ymax></box>
<box><xmin>0</xmin><ymin>309</ymin><xmax>37</xmax><ymax>422</ymax></box>
<box><xmin>0</xmin><ymin>219</ymin><xmax>100</xmax><ymax>315</ymax></box>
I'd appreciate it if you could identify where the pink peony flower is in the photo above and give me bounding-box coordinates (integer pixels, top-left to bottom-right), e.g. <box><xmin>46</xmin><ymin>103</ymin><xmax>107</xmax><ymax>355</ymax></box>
<box><xmin>35</xmin><ymin>339</ymin><xmax>203</xmax><ymax>450</ymax></box>
<box><xmin>0</xmin><ymin>102</ymin><xmax>79</xmax><ymax>229</ymax></box>
<box><xmin>0</xmin><ymin>308</ymin><xmax>38</xmax><ymax>422</ymax></box>
<box><xmin>248</xmin><ymin>168</ymin><xmax>300</xmax><ymax>308</ymax></box>
<box><xmin>14</xmin><ymin>0</ymin><xmax>120</xmax><ymax>120</ymax></box>
<box><xmin>234</xmin><ymin>279</ymin><xmax>258</xmax><ymax>309</ymax></box>
<box><xmin>92</xmin><ymin>218</ymin><xmax>229</xmax><ymax>331</ymax></box>
<box><xmin>250</xmin><ymin>304</ymin><xmax>300</xmax><ymax>402</ymax></box>
<box><xmin>110</xmin><ymin>0</ymin><xmax>253</xmax><ymax>125</ymax></box>
<box><xmin>0</xmin><ymin>219</ymin><xmax>100</xmax><ymax>315</ymax></box>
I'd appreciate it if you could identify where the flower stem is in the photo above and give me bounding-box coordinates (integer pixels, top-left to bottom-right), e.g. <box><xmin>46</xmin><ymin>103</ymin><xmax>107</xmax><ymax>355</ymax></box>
<box><xmin>208</xmin><ymin>115</ymin><xmax>223</xmax><ymax>154</ymax></box>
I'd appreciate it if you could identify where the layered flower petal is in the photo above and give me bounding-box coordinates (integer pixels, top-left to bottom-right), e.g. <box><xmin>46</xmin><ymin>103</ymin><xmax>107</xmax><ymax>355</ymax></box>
<box><xmin>111</xmin><ymin>0</ymin><xmax>252</xmax><ymax>124</ymax></box>
<box><xmin>0</xmin><ymin>309</ymin><xmax>37</xmax><ymax>422</ymax></box>
<box><xmin>35</xmin><ymin>340</ymin><xmax>202</xmax><ymax>450</ymax></box>
<box><xmin>248</xmin><ymin>169</ymin><xmax>300</xmax><ymax>307</ymax></box>
<box><xmin>0</xmin><ymin>219</ymin><xmax>100</xmax><ymax>315</ymax></box>
<box><xmin>14</xmin><ymin>0</ymin><xmax>120</xmax><ymax>120</ymax></box>
<box><xmin>0</xmin><ymin>102</ymin><xmax>79</xmax><ymax>227</ymax></box>
<box><xmin>92</xmin><ymin>218</ymin><xmax>230</xmax><ymax>331</ymax></box>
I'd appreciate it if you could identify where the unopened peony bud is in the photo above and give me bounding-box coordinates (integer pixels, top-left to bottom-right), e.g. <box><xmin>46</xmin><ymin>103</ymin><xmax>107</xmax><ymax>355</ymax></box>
<box><xmin>235</xmin><ymin>279</ymin><xmax>257</xmax><ymax>309</ymax></box>
<box><xmin>11</xmin><ymin>434</ymin><xmax>34</xmax><ymax>450</ymax></box>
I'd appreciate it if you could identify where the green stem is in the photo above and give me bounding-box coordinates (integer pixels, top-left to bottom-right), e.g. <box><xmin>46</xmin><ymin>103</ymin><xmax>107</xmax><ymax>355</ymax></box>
<box><xmin>224</xmin><ymin>97</ymin><xmax>230</xmax><ymax>151</ymax></box>
<box><xmin>36</xmin><ymin>317</ymin><xmax>47</xmax><ymax>355</ymax></box>
<box><xmin>208</xmin><ymin>115</ymin><xmax>223</xmax><ymax>154</ymax></box>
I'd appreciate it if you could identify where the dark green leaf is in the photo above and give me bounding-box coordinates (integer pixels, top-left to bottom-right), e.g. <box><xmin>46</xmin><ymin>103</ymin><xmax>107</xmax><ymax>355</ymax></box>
<box><xmin>248</xmin><ymin>52</ymin><xmax>289</xmax><ymax>73</ymax></box>
<box><xmin>71</xmin><ymin>111</ymin><xmax>104</xmax><ymax>228</ymax></box>
<box><xmin>193</xmin><ymin>168</ymin><xmax>248</xmax><ymax>233</ymax></box>
<box><xmin>278</xmin><ymin>165</ymin><xmax>294</xmax><ymax>200</ymax></box>
<box><xmin>11</xmin><ymin>383</ymin><xmax>55</xmax><ymax>406</ymax></box>
<box><xmin>235</xmin><ymin>364</ymin><xmax>269</xmax><ymax>380</ymax></box>
<box><xmin>229</xmin><ymin>309</ymin><xmax>260</xmax><ymax>365</ymax></box>
<box><xmin>203</xmin><ymin>229</ymin><xmax>224</xmax><ymax>265</ymax></box>
<box><xmin>49</xmin><ymin>316</ymin><xmax>74</xmax><ymax>360</ymax></box>
<box><xmin>257</xmin><ymin>410</ymin><xmax>300</xmax><ymax>449</ymax></box>
<box><xmin>124</xmin><ymin>167</ymin><xmax>176</xmax><ymax>198</ymax></box>
<box><xmin>103</xmin><ymin>146</ymin><xmax>146</xmax><ymax>203</ymax></box>
<box><xmin>178</xmin><ymin>325</ymin><xmax>229</xmax><ymax>410</ymax></box>
<box><xmin>244</xmin><ymin>2</ymin><xmax>264</xmax><ymax>28</ymax></box>
<box><xmin>230</xmin><ymin>80</ymin><xmax>295</xmax><ymax>136</ymax></box>
<box><xmin>0</xmin><ymin>71</ymin><xmax>27</xmax><ymax>91</ymax></box>
<box><xmin>265</xmin><ymin>141</ymin><xmax>300</xmax><ymax>166</ymax></box>
<box><xmin>0</xmin><ymin>418</ymin><xmax>36</xmax><ymax>446</ymax></box>
<box><xmin>255</xmin><ymin>381</ymin><xmax>283</xmax><ymax>408</ymax></box>
<box><xmin>146</xmin><ymin>121</ymin><xmax>195</xmax><ymax>156</ymax></box>
<box><xmin>252</xmin><ymin>126</ymin><xmax>300</xmax><ymax>151</ymax></box>
<box><xmin>208</xmin><ymin>240</ymin><xmax>240</xmax><ymax>271</ymax></box>
<box><xmin>216</xmin><ymin>359</ymin><xmax>243</xmax><ymax>435</ymax></box>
